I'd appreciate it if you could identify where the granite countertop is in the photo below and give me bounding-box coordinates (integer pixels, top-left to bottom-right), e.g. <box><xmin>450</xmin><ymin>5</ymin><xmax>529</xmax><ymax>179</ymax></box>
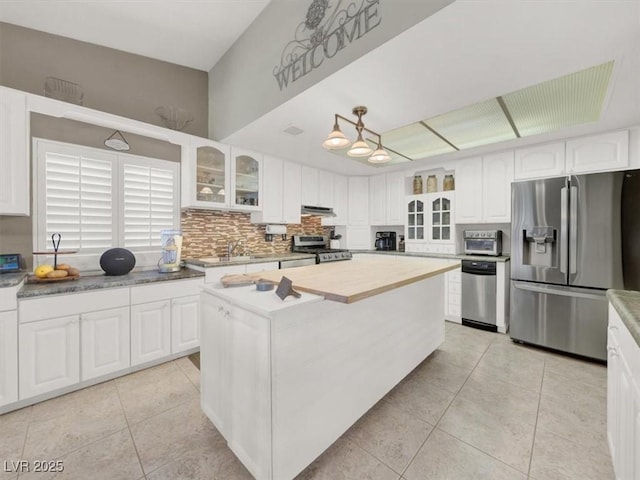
<box><xmin>18</xmin><ymin>267</ymin><xmax>205</xmax><ymax>298</ymax></box>
<box><xmin>184</xmin><ymin>252</ymin><xmax>316</xmax><ymax>268</ymax></box>
<box><xmin>607</xmin><ymin>289</ymin><xmax>640</xmax><ymax>347</ymax></box>
<box><xmin>351</xmin><ymin>250</ymin><xmax>511</xmax><ymax>263</ymax></box>
<box><xmin>0</xmin><ymin>271</ymin><xmax>29</xmax><ymax>288</ymax></box>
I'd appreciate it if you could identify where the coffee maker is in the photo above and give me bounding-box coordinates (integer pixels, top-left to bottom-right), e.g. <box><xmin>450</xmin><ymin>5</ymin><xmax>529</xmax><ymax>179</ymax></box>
<box><xmin>375</xmin><ymin>231</ymin><xmax>397</xmax><ymax>251</ymax></box>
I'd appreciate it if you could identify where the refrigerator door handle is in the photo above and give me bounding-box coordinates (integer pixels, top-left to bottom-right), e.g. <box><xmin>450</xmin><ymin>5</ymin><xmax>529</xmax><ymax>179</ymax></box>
<box><xmin>512</xmin><ymin>281</ymin><xmax>606</xmax><ymax>300</ymax></box>
<box><xmin>560</xmin><ymin>186</ymin><xmax>568</xmax><ymax>274</ymax></box>
<box><xmin>570</xmin><ymin>185</ymin><xmax>578</xmax><ymax>274</ymax></box>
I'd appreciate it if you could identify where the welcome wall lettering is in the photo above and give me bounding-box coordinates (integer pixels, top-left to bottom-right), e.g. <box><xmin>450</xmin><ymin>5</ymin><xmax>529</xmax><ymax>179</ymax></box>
<box><xmin>273</xmin><ymin>0</ymin><xmax>382</xmax><ymax>91</ymax></box>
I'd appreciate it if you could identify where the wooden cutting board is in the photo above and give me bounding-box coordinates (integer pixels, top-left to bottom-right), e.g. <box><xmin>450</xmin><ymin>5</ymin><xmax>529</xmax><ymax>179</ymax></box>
<box><xmin>220</xmin><ymin>274</ymin><xmax>256</xmax><ymax>287</ymax></box>
<box><xmin>29</xmin><ymin>274</ymin><xmax>80</xmax><ymax>283</ymax></box>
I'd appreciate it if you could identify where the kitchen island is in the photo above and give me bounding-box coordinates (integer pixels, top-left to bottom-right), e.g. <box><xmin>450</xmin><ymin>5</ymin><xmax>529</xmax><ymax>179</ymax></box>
<box><xmin>200</xmin><ymin>256</ymin><xmax>458</xmax><ymax>480</ymax></box>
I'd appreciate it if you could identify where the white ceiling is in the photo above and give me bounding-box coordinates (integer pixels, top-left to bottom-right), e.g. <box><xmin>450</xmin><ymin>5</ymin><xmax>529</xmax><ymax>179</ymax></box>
<box><xmin>223</xmin><ymin>0</ymin><xmax>640</xmax><ymax>175</ymax></box>
<box><xmin>0</xmin><ymin>0</ymin><xmax>271</xmax><ymax>71</ymax></box>
<box><xmin>1</xmin><ymin>1</ymin><xmax>638</xmax><ymax>176</ymax></box>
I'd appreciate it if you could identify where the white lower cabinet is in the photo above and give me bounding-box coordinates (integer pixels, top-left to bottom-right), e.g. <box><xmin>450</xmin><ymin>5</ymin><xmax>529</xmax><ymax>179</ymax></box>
<box><xmin>131</xmin><ymin>300</ymin><xmax>171</xmax><ymax>366</ymax></box>
<box><xmin>81</xmin><ymin>307</ymin><xmax>130</xmax><ymax>381</ymax></box>
<box><xmin>0</xmin><ymin>311</ymin><xmax>18</xmax><ymax>407</ymax></box>
<box><xmin>19</xmin><ymin>315</ymin><xmax>80</xmax><ymax>399</ymax></box>
<box><xmin>607</xmin><ymin>304</ymin><xmax>640</xmax><ymax>480</ymax></box>
<box><xmin>171</xmin><ymin>295</ymin><xmax>200</xmax><ymax>354</ymax></box>
<box><xmin>445</xmin><ymin>268</ymin><xmax>461</xmax><ymax>322</ymax></box>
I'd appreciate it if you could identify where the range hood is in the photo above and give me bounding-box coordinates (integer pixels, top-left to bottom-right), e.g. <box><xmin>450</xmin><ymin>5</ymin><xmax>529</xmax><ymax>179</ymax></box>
<box><xmin>300</xmin><ymin>205</ymin><xmax>336</xmax><ymax>217</ymax></box>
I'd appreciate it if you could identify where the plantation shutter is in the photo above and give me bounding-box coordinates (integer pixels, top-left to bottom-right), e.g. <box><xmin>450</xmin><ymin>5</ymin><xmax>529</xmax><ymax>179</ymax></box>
<box><xmin>122</xmin><ymin>159</ymin><xmax>177</xmax><ymax>248</ymax></box>
<box><xmin>43</xmin><ymin>150</ymin><xmax>114</xmax><ymax>250</ymax></box>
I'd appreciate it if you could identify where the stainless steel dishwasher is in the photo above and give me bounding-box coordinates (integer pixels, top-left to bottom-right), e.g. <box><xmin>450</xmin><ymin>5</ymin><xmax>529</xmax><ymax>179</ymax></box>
<box><xmin>461</xmin><ymin>260</ymin><xmax>497</xmax><ymax>332</ymax></box>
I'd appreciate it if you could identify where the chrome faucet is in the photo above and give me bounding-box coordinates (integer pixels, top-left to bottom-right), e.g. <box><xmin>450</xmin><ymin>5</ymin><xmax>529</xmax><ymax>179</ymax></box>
<box><xmin>227</xmin><ymin>240</ymin><xmax>241</xmax><ymax>258</ymax></box>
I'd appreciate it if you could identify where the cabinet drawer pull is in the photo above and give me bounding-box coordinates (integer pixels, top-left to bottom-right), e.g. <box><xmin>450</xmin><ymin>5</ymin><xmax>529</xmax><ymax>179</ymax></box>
<box><xmin>607</xmin><ymin>346</ymin><xmax>618</xmax><ymax>357</ymax></box>
<box><xmin>608</xmin><ymin>325</ymin><xmax>618</xmax><ymax>332</ymax></box>
<box><xmin>217</xmin><ymin>306</ymin><xmax>224</xmax><ymax>313</ymax></box>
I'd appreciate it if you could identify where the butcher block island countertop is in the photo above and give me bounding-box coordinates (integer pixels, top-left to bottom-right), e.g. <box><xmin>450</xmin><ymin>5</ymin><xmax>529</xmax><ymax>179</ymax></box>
<box><xmin>246</xmin><ymin>255</ymin><xmax>460</xmax><ymax>303</ymax></box>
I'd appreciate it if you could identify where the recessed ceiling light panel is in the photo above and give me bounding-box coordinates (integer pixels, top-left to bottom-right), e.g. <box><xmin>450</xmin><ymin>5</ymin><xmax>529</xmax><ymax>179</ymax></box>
<box><xmin>424</xmin><ymin>98</ymin><xmax>517</xmax><ymax>150</ymax></box>
<box><xmin>502</xmin><ymin>61</ymin><xmax>614</xmax><ymax>137</ymax></box>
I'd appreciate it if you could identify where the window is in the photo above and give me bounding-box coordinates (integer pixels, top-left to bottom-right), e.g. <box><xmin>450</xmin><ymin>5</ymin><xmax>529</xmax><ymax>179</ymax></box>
<box><xmin>34</xmin><ymin>139</ymin><xmax>179</xmax><ymax>265</ymax></box>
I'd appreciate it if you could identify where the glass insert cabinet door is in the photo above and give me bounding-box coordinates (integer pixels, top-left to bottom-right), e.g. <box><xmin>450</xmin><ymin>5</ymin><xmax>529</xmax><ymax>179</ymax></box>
<box><xmin>406</xmin><ymin>198</ymin><xmax>424</xmax><ymax>240</ymax></box>
<box><xmin>232</xmin><ymin>149</ymin><xmax>261</xmax><ymax>208</ymax></box>
<box><xmin>196</xmin><ymin>143</ymin><xmax>227</xmax><ymax>204</ymax></box>
<box><xmin>432</xmin><ymin>196</ymin><xmax>452</xmax><ymax>240</ymax></box>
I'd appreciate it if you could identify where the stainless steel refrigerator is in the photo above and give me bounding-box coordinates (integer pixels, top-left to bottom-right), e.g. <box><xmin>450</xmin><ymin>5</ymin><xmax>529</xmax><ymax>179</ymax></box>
<box><xmin>510</xmin><ymin>170</ymin><xmax>640</xmax><ymax>361</ymax></box>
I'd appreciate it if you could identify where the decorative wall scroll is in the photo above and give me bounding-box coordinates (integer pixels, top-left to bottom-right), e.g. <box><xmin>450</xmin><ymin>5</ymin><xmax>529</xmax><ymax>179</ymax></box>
<box><xmin>273</xmin><ymin>0</ymin><xmax>382</xmax><ymax>90</ymax></box>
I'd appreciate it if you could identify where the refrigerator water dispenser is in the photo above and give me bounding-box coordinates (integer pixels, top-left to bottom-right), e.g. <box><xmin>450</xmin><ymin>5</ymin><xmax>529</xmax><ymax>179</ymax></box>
<box><xmin>523</xmin><ymin>227</ymin><xmax>556</xmax><ymax>267</ymax></box>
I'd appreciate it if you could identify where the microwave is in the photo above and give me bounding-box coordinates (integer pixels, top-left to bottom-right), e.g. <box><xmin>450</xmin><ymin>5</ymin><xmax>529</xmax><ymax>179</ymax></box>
<box><xmin>463</xmin><ymin>230</ymin><xmax>502</xmax><ymax>256</ymax></box>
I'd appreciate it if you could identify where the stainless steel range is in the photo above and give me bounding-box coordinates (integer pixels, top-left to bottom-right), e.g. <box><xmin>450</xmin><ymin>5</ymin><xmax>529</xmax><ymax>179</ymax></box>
<box><xmin>292</xmin><ymin>235</ymin><xmax>352</xmax><ymax>263</ymax></box>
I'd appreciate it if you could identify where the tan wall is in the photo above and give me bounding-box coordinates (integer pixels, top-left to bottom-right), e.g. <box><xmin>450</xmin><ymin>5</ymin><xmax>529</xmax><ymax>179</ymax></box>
<box><xmin>181</xmin><ymin>210</ymin><xmax>332</xmax><ymax>259</ymax></box>
<box><xmin>0</xmin><ymin>22</ymin><xmax>207</xmax><ymax>267</ymax></box>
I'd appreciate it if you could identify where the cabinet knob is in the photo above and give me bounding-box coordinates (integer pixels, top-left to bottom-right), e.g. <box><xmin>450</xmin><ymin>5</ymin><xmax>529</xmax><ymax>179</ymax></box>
<box><xmin>607</xmin><ymin>346</ymin><xmax>618</xmax><ymax>357</ymax></box>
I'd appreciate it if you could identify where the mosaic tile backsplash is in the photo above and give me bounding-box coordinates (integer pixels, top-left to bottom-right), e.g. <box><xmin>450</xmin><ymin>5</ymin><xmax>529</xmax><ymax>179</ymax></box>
<box><xmin>180</xmin><ymin>210</ymin><xmax>333</xmax><ymax>259</ymax></box>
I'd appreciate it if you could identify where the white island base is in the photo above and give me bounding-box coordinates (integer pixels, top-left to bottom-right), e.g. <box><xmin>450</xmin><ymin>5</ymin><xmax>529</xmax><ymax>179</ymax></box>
<box><xmin>200</xmin><ymin>272</ymin><xmax>446</xmax><ymax>480</ymax></box>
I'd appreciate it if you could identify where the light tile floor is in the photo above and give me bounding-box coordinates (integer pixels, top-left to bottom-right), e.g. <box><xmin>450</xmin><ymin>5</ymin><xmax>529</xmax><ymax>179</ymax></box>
<box><xmin>0</xmin><ymin>322</ymin><xmax>613</xmax><ymax>480</ymax></box>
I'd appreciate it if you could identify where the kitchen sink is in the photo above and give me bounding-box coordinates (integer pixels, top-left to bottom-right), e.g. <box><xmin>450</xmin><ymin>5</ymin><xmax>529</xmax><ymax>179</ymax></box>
<box><xmin>199</xmin><ymin>255</ymin><xmax>267</xmax><ymax>264</ymax></box>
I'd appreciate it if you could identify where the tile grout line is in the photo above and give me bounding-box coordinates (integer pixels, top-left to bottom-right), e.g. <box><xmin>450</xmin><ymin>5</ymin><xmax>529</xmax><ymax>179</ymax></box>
<box><xmin>398</xmin><ymin>326</ymin><xmax>495</xmax><ymax>479</ymax></box>
<box><xmin>174</xmin><ymin>357</ymin><xmax>200</xmax><ymax>391</ymax></box>
<box><xmin>14</xmin><ymin>406</ymin><xmax>33</xmax><ymax>480</ymax></box>
<box><xmin>526</xmin><ymin>358</ymin><xmax>545</xmax><ymax>479</ymax></box>
<box><xmin>113</xmin><ymin>378</ymin><xmax>148</xmax><ymax>478</ymax></box>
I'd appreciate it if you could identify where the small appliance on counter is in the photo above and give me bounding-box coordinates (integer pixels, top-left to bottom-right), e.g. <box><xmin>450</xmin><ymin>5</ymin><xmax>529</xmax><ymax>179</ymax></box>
<box><xmin>0</xmin><ymin>253</ymin><xmax>23</xmax><ymax>273</ymax></box>
<box><xmin>463</xmin><ymin>230</ymin><xmax>502</xmax><ymax>256</ymax></box>
<box><xmin>100</xmin><ymin>248</ymin><xmax>136</xmax><ymax>275</ymax></box>
<box><xmin>375</xmin><ymin>231</ymin><xmax>397</xmax><ymax>251</ymax></box>
<box><xmin>158</xmin><ymin>229</ymin><xmax>183</xmax><ymax>273</ymax></box>
<box><xmin>398</xmin><ymin>235</ymin><xmax>405</xmax><ymax>252</ymax></box>
<box><xmin>329</xmin><ymin>232</ymin><xmax>342</xmax><ymax>249</ymax></box>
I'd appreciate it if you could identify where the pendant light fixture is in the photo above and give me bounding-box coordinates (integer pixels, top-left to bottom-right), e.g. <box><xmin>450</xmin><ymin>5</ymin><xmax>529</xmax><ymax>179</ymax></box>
<box><xmin>104</xmin><ymin>130</ymin><xmax>130</xmax><ymax>151</ymax></box>
<box><xmin>322</xmin><ymin>106</ymin><xmax>391</xmax><ymax>164</ymax></box>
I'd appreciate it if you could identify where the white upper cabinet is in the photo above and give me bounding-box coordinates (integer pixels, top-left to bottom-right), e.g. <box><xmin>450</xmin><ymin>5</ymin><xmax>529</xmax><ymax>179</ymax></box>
<box><xmin>282</xmin><ymin>161</ymin><xmax>302</xmax><ymax>224</ymax></box>
<box><xmin>369</xmin><ymin>174</ymin><xmax>386</xmax><ymax>225</ymax></box>
<box><xmin>251</xmin><ymin>155</ymin><xmax>283</xmax><ymax>224</ymax></box>
<box><xmin>181</xmin><ymin>137</ymin><xmax>230</xmax><ymax>209</ymax></box>
<box><xmin>300</xmin><ymin>166</ymin><xmax>319</xmax><ymax>206</ymax></box>
<box><xmin>348</xmin><ymin>176</ymin><xmax>369</xmax><ymax>226</ymax></box>
<box><xmin>301</xmin><ymin>166</ymin><xmax>334</xmax><ymax>208</ymax></box>
<box><xmin>0</xmin><ymin>87</ymin><xmax>29</xmax><ymax>216</ymax></box>
<box><xmin>514</xmin><ymin>142</ymin><xmax>565</xmax><ymax>180</ymax></box>
<box><xmin>231</xmin><ymin>147</ymin><xmax>262</xmax><ymax>211</ymax></box>
<box><xmin>251</xmin><ymin>157</ymin><xmax>301</xmax><ymax>224</ymax></box>
<box><xmin>369</xmin><ymin>172</ymin><xmax>404</xmax><ymax>226</ymax></box>
<box><xmin>456</xmin><ymin>153</ymin><xmax>513</xmax><ymax>224</ymax></box>
<box><xmin>181</xmin><ymin>139</ymin><xmax>262</xmax><ymax>212</ymax></box>
<box><xmin>318</xmin><ymin>170</ymin><xmax>334</xmax><ymax>208</ymax></box>
<box><xmin>566</xmin><ymin>130</ymin><xmax>629</xmax><ymax>174</ymax></box>
<box><xmin>323</xmin><ymin>174</ymin><xmax>348</xmax><ymax>226</ymax></box>
<box><xmin>482</xmin><ymin>151</ymin><xmax>514</xmax><ymax>223</ymax></box>
<box><xmin>386</xmin><ymin>171</ymin><xmax>405</xmax><ymax>225</ymax></box>
<box><xmin>455</xmin><ymin>157</ymin><xmax>483</xmax><ymax>223</ymax></box>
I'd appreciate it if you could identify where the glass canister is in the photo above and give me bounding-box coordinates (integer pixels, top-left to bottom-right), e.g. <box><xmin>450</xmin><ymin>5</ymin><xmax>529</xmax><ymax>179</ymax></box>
<box><xmin>412</xmin><ymin>175</ymin><xmax>423</xmax><ymax>194</ymax></box>
<box><xmin>426</xmin><ymin>175</ymin><xmax>437</xmax><ymax>193</ymax></box>
<box><xmin>443</xmin><ymin>174</ymin><xmax>455</xmax><ymax>191</ymax></box>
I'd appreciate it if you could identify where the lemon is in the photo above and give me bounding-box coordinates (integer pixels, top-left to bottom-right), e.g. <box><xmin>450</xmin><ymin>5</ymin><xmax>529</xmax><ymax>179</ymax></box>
<box><xmin>34</xmin><ymin>264</ymin><xmax>54</xmax><ymax>279</ymax></box>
